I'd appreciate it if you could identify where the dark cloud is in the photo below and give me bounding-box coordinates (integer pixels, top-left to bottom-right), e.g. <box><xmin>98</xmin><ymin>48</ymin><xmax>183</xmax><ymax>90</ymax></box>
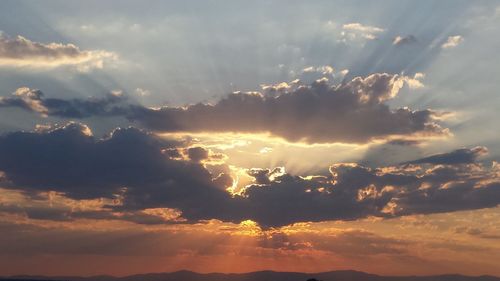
<box><xmin>125</xmin><ymin>73</ymin><xmax>443</xmax><ymax>144</ymax></box>
<box><xmin>392</xmin><ymin>35</ymin><xmax>418</xmax><ymax>46</ymax></box>
<box><xmin>1</xmin><ymin>73</ymin><xmax>444</xmax><ymax>144</ymax></box>
<box><xmin>187</xmin><ymin>147</ymin><xmax>209</xmax><ymax>162</ymax></box>
<box><xmin>238</xmin><ymin>160</ymin><xmax>500</xmax><ymax>227</ymax></box>
<box><xmin>0</xmin><ymin>199</ymin><xmax>187</xmax><ymax>225</ymax></box>
<box><xmin>0</xmin><ymin>87</ymin><xmax>48</xmax><ymax>114</ymax></box>
<box><xmin>0</xmin><ymin>87</ymin><xmax>128</xmax><ymax>118</ymax></box>
<box><xmin>247</xmin><ymin>167</ymin><xmax>285</xmax><ymax>185</ymax></box>
<box><xmin>0</xmin><ymin>124</ymin><xmax>498</xmax><ymax>227</ymax></box>
<box><xmin>0</xmin><ymin>122</ymin><xmax>236</xmax><ymax>226</ymax></box>
<box><xmin>404</xmin><ymin>146</ymin><xmax>488</xmax><ymax>165</ymax></box>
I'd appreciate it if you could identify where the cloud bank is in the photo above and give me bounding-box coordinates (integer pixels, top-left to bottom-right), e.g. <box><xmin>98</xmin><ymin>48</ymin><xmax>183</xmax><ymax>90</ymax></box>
<box><xmin>0</xmin><ymin>124</ymin><xmax>499</xmax><ymax>228</ymax></box>
<box><xmin>1</xmin><ymin>73</ymin><xmax>445</xmax><ymax>144</ymax></box>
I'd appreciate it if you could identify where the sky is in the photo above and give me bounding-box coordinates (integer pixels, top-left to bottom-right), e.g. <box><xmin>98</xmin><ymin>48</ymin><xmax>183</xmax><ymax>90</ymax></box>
<box><xmin>1</xmin><ymin>0</ymin><xmax>500</xmax><ymax>277</ymax></box>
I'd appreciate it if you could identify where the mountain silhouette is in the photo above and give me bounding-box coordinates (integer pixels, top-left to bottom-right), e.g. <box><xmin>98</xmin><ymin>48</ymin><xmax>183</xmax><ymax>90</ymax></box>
<box><xmin>3</xmin><ymin>270</ymin><xmax>500</xmax><ymax>281</ymax></box>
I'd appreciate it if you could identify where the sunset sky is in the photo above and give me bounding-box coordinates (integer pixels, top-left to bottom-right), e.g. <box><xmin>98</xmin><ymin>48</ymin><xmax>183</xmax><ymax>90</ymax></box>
<box><xmin>1</xmin><ymin>0</ymin><xmax>500</xmax><ymax>277</ymax></box>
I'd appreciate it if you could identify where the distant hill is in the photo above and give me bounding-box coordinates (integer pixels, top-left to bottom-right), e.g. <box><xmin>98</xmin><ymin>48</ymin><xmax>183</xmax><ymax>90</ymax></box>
<box><xmin>3</xmin><ymin>270</ymin><xmax>500</xmax><ymax>281</ymax></box>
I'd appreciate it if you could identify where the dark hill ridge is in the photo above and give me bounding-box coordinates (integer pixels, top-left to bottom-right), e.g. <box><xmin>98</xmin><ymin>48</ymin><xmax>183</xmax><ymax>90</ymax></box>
<box><xmin>3</xmin><ymin>270</ymin><xmax>500</xmax><ymax>281</ymax></box>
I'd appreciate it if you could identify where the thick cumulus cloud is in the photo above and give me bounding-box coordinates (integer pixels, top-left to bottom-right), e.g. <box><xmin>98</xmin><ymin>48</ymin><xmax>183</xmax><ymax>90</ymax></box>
<box><xmin>0</xmin><ymin>123</ymin><xmax>236</xmax><ymax>222</ymax></box>
<box><xmin>1</xmin><ymin>124</ymin><xmax>500</xmax><ymax>228</ymax></box>
<box><xmin>126</xmin><ymin>73</ymin><xmax>443</xmax><ymax>144</ymax></box>
<box><xmin>243</xmin><ymin>161</ymin><xmax>500</xmax><ymax>227</ymax></box>
<box><xmin>1</xmin><ymin>73</ymin><xmax>445</xmax><ymax>144</ymax></box>
<box><xmin>0</xmin><ymin>32</ymin><xmax>116</xmax><ymax>69</ymax></box>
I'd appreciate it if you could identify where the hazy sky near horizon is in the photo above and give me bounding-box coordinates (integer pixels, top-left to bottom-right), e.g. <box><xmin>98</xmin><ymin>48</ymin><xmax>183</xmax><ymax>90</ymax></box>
<box><xmin>1</xmin><ymin>0</ymin><xmax>500</xmax><ymax>277</ymax></box>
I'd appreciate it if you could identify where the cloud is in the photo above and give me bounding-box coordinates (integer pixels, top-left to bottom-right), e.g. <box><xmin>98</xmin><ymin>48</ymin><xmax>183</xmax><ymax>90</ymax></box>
<box><xmin>455</xmin><ymin>226</ymin><xmax>500</xmax><ymax>240</ymax></box>
<box><xmin>0</xmin><ymin>219</ymin><xmax>412</xmax><ymax>261</ymax></box>
<box><xmin>393</xmin><ymin>35</ymin><xmax>418</xmax><ymax>46</ymax></box>
<box><xmin>341</xmin><ymin>23</ymin><xmax>385</xmax><ymax>40</ymax></box>
<box><xmin>135</xmin><ymin>88</ymin><xmax>150</xmax><ymax>97</ymax></box>
<box><xmin>0</xmin><ymin>220</ymin><xmax>234</xmax><ymax>257</ymax></box>
<box><xmin>342</xmin><ymin>23</ymin><xmax>385</xmax><ymax>34</ymax></box>
<box><xmin>258</xmin><ymin>229</ymin><xmax>409</xmax><ymax>256</ymax></box>
<box><xmin>289</xmin><ymin>65</ymin><xmax>348</xmax><ymax>85</ymax></box>
<box><xmin>1</xmin><ymin>73</ymin><xmax>439</xmax><ymax>144</ymax></box>
<box><xmin>404</xmin><ymin>146</ymin><xmax>488</xmax><ymax>165</ymax></box>
<box><xmin>1</xmin><ymin>124</ymin><xmax>499</xmax><ymax>228</ymax></box>
<box><xmin>441</xmin><ymin>35</ymin><xmax>464</xmax><ymax>49</ymax></box>
<box><xmin>0</xmin><ymin>87</ymin><xmax>128</xmax><ymax>118</ymax></box>
<box><xmin>0</xmin><ymin>123</ymin><xmax>242</xmax><ymax>225</ymax></box>
<box><xmin>186</xmin><ymin>146</ymin><xmax>210</xmax><ymax>162</ymax></box>
<box><xmin>307</xmin><ymin>230</ymin><xmax>409</xmax><ymax>256</ymax></box>
<box><xmin>0</xmin><ymin>32</ymin><xmax>116</xmax><ymax>70</ymax></box>
<box><xmin>405</xmin><ymin>73</ymin><xmax>425</xmax><ymax>89</ymax></box>
<box><xmin>0</xmin><ymin>122</ymin><xmax>227</xmax><ymax>199</ymax></box>
<box><xmin>238</xmin><ymin>159</ymin><xmax>500</xmax><ymax>227</ymax></box>
<box><xmin>0</xmin><ymin>186</ymin><xmax>187</xmax><ymax>225</ymax></box>
<box><xmin>125</xmin><ymin>73</ymin><xmax>441</xmax><ymax>144</ymax></box>
<box><xmin>0</xmin><ymin>87</ymin><xmax>48</xmax><ymax>116</ymax></box>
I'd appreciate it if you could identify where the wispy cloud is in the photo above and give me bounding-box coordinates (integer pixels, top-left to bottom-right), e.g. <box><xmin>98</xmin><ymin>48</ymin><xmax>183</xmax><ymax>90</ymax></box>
<box><xmin>441</xmin><ymin>35</ymin><xmax>464</xmax><ymax>49</ymax></box>
<box><xmin>341</xmin><ymin>22</ymin><xmax>385</xmax><ymax>41</ymax></box>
